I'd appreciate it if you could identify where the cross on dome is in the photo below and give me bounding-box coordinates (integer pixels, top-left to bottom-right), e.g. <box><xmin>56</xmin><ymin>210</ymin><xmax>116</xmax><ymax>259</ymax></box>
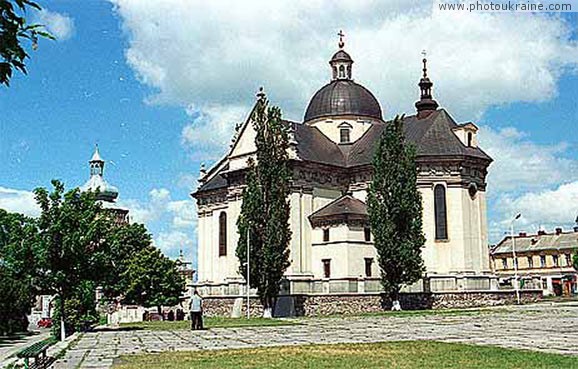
<box><xmin>338</xmin><ymin>30</ymin><xmax>345</xmax><ymax>49</ymax></box>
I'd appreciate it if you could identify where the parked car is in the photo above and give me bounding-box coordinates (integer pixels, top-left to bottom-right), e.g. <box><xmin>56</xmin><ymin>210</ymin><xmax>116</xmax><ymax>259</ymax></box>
<box><xmin>37</xmin><ymin>318</ymin><xmax>52</xmax><ymax>328</ymax></box>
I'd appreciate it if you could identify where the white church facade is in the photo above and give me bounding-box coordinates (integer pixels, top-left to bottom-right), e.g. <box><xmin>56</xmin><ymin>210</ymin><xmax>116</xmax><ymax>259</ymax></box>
<box><xmin>192</xmin><ymin>37</ymin><xmax>494</xmax><ymax>295</ymax></box>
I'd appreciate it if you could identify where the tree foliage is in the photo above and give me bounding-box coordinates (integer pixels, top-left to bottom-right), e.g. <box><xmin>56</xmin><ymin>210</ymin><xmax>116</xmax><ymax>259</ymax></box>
<box><xmin>0</xmin><ymin>209</ymin><xmax>38</xmax><ymax>335</ymax></box>
<box><xmin>121</xmin><ymin>246</ymin><xmax>185</xmax><ymax>317</ymax></box>
<box><xmin>1</xmin><ymin>0</ymin><xmax>54</xmax><ymax>86</ymax></box>
<box><xmin>33</xmin><ymin>180</ymin><xmax>113</xmax><ymax>336</ymax></box>
<box><xmin>99</xmin><ymin>223</ymin><xmax>153</xmax><ymax>300</ymax></box>
<box><xmin>367</xmin><ymin>115</ymin><xmax>426</xmax><ymax>306</ymax></box>
<box><xmin>237</xmin><ymin>94</ymin><xmax>292</xmax><ymax>315</ymax></box>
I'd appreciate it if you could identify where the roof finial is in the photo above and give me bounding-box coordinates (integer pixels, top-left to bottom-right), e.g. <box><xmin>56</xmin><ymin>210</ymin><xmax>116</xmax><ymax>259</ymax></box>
<box><xmin>415</xmin><ymin>51</ymin><xmax>439</xmax><ymax>118</ymax></box>
<box><xmin>338</xmin><ymin>30</ymin><xmax>345</xmax><ymax>49</ymax></box>
<box><xmin>256</xmin><ymin>86</ymin><xmax>266</xmax><ymax>101</ymax></box>
<box><xmin>421</xmin><ymin>49</ymin><xmax>428</xmax><ymax>78</ymax></box>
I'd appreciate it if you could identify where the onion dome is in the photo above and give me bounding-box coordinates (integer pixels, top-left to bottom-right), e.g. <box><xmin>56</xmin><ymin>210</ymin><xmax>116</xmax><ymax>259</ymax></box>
<box><xmin>81</xmin><ymin>145</ymin><xmax>119</xmax><ymax>202</ymax></box>
<box><xmin>304</xmin><ymin>30</ymin><xmax>382</xmax><ymax>122</ymax></box>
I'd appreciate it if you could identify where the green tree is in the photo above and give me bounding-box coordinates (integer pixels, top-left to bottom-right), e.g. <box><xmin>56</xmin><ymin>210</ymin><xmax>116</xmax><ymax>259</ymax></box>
<box><xmin>34</xmin><ymin>180</ymin><xmax>113</xmax><ymax>340</ymax></box>
<box><xmin>1</xmin><ymin>0</ymin><xmax>54</xmax><ymax>86</ymax></box>
<box><xmin>237</xmin><ymin>93</ymin><xmax>292</xmax><ymax>318</ymax></box>
<box><xmin>122</xmin><ymin>246</ymin><xmax>184</xmax><ymax>319</ymax></box>
<box><xmin>0</xmin><ymin>209</ymin><xmax>38</xmax><ymax>335</ymax></box>
<box><xmin>367</xmin><ymin>115</ymin><xmax>426</xmax><ymax>310</ymax></box>
<box><xmin>99</xmin><ymin>223</ymin><xmax>153</xmax><ymax>300</ymax></box>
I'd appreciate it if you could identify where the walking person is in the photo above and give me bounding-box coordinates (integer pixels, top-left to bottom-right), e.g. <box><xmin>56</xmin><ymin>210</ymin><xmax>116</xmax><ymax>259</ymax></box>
<box><xmin>190</xmin><ymin>290</ymin><xmax>203</xmax><ymax>330</ymax></box>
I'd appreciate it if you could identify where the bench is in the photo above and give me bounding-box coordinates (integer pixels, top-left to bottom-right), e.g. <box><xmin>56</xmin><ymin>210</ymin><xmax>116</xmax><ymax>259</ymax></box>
<box><xmin>16</xmin><ymin>337</ymin><xmax>56</xmax><ymax>369</ymax></box>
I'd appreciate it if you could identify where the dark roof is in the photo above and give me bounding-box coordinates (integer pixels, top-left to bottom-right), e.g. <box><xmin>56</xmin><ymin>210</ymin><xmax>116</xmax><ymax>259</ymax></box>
<box><xmin>195</xmin><ymin>109</ymin><xmax>492</xmax><ymax>195</ymax></box>
<box><xmin>309</xmin><ymin>195</ymin><xmax>368</xmax><ymax>226</ymax></box>
<box><xmin>304</xmin><ymin>80</ymin><xmax>383</xmax><ymax>122</ymax></box>
<box><xmin>493</xmin><ymin>231</ymin><xmax>578</xmax><ymax>254</ymax></box>
<box><xmin>296</xmin><ymin>109</ymin><xmax>492</xmax><ymax>167</ymax></box>
<box><xmin>330</xmin><ymin>50</ymin><xmax>352</xmax><ymax>63</ymax></box>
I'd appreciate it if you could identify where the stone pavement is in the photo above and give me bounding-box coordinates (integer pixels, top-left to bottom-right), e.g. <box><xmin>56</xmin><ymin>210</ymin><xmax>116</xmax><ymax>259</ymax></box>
<box><xmin>50</xmin><ymin>302</ymin><xmax>578</xmax><ymax>368</ymax></box>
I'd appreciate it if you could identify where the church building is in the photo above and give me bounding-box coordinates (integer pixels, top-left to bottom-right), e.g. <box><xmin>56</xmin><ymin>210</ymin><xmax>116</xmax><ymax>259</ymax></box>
<box><xmin>192</xmin><ymin>35</ymin><xmax>494</xmax><ymax>295</ymax></box>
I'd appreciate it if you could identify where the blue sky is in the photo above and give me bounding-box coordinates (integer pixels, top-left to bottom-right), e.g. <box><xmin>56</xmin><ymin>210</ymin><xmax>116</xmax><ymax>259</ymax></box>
<box><xmin>1</xmin><ymin>1</ymin><xmax>578</xmax><ymax>267</ymax></box>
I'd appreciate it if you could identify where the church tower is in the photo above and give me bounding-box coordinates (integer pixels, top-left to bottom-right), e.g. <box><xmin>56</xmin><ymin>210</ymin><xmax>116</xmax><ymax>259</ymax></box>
<box><xmin>82</xmin><ymin>145</ymin><xmax>119</xmax><ymax>203</ymax></box>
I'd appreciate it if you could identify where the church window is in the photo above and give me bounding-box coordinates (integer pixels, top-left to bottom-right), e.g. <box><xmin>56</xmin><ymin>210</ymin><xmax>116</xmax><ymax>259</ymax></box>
<box><xmin>218</xmin><ymin>212</ymin><xmax>227</xmax><ymax>257</ymax></box>
<box><xmin>434</xmin><ymin>184</ymin><xmax>448</xmax><ymax>240</ymax></box>
<box><xmin>323</xmin><ymin>228</ymin><xmax>330</xmax><ymax>242</ymax></box>
<box><xmin>340</xmin><ymin>128</ymin><xmax>350</xmax><ymax>143</ymax></box>
<box><xmin>540</xmin><ymin>255</ymin><xmax>546</xmax><ymax>267</ymax></box>
<box><xmin>339</xmin><ymin>65</ymin><xmax>345</xmax><ymax>78</ymax></box>
<box><xmin>527</xmin><ymin>256</ymin><xmax>533</xmax><ymax>269</ymax></box>
<box><xmin>365</xmin><ymin>258</ymin><xmax>373</xmax><ymax>277</ymax></box>
<box><xmin>322</xmin><ymin>259</ymin><xmax>331</xmax><ymax>278</ymax></box>
<box><xmin>364</xmin><ymin>227</ymin><xmax>371</xmax><ymax>242</ymax></box>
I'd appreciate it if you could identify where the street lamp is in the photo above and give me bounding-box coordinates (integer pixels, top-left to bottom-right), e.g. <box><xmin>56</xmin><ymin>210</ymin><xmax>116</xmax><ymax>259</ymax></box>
<box><xmin>510</xmin><ymin>213</ymin><xmax>521</xmax><ymax>304</ymax></box>
<box><xmin>246</xmin><ymin>226</ymin><xmax>250</xmax><ymax>319</ymax></box>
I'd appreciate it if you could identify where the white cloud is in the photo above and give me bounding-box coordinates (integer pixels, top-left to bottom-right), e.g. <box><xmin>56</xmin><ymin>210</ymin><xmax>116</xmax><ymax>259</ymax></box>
<box><xmin>36</xmin><ymin>9</ymin><xmax>74</xmax><ymax>41</ymax></box>
<box><xmin>155</xmin><ymin>230</ymin><xmax>195</xmax><ymax>258</ymax></box>
<box><xmin>479</xmin><ymin>125</ymin><xmax>578</xmax><ymax>193</ymax></box>
<box><xmin>118</xmin><ymin>188</ymin><xmax>196</xmax><ymax>260</ymax></box>
<box><xmin>181</xmin><ymin>104</ymin><xmax>248</xmax><ymax>160</ymax></box>
<box><xmin>0</xmin><ymin>187</ymin><xmax>40</xmax><ymax>217</ymax></box>
<box><xmin>493</xmin><ymin>181</ymin><xmax>578</xmax><ymax>235</ymax></box>
<box><xmin>111</xmin><ymin>0</ymin><xmax>578</xmax><ymax>159</ymax></box>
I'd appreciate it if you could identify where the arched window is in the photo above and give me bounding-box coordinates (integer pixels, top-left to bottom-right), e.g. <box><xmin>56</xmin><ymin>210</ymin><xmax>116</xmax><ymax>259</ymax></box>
<box><xmin>218</xmin><ymin>212</ymin><xmax>227</xmax><ymax>256</ymax></box>
<box><xmin>434</xmin><ymin>184</ymin><xmax>448</xmax><ymax>240</ymax></box>
<box><xmin>467</xmin><ymin>132</ymin><xmax>473</xmax><ymax>147</ymax></box>
<box><xmin>339</xmin><ymin>65</ymin><xmax>345</xmax><ymax>78</ymax></box>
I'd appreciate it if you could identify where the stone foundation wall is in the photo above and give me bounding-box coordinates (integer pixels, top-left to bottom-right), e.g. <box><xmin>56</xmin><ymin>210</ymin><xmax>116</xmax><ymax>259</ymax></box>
<box><xmin>200</xmin><ymin>290</ymin><xmax>542</xmax><ymax>317</ymax></box>
<box><xmin>201</xmin><ymin>297</ymin><xmax>264</xmax><ymax>318</ymax></box>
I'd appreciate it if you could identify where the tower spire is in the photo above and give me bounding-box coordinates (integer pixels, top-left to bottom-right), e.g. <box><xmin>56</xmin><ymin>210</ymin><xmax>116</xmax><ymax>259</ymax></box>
<box><xmin>415</xmin><ymin>51</ymin><xmax>439</xmax><ymax>119</ymax></box>
<box><xmin>338</xmin><ymin>30</ymin><xmax>345</xmax><ymax>49</ymax></box>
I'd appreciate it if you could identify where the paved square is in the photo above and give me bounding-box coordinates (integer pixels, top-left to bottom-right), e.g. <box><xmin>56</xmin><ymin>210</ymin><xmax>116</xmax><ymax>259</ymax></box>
<box><xmin>50</xmin><ymin>302</ymin><xmax>578</xmax><ymax>368</ymax></box>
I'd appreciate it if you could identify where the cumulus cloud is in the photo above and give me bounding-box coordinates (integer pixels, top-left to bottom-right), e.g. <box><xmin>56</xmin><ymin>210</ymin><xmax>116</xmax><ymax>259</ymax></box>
<box><xmin>118</xmin><ymin>188</ymin><xmax>196</xmax><ymax>260</ymax></box>
<box><xmin>155</xmin><ymin>230</ymin><xmax>196</xmax><ymax>258</ymax></box>
<box><xmin>111</xmin><ymin>0</ymin><xmax>578</xmax><ymax>158</ymax></box>
<box><xmin>36</xmin><ymin>9</ymin><xmax>74</xmax><ymax>41</ymax></box>
<box><xmin>479</xmin><ymin>125</ymin><xmax>578</xmax><ymax>193</ymax></box>
<box><xmin>0</xmin><ymin>187</ymin><xmax>40</xmax><ymax>217</ymax></box>
<box><xmin>480</xmin><ymin>125</ymin><xmax>578</xmax><ymax>242</ymax></box>
<box><xmin>492</xmin><ymin>182</ymin><xmax>578</xmax><ymax>236</ymax></box>
<box><xmin>181</xmin><ymin>104</ymin><xmax>248</xmax><ymax>160</ymax></box>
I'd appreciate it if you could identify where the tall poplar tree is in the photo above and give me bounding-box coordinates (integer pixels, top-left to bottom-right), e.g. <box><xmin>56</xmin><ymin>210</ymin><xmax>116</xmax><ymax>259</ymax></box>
<box><xmin>367</xmin><ymin>115</ymin><xmax>425</xmax><ymax>310</ymax></box>
<box><xmin>237</xmin><ymin>92</ymin><xmax>291</xmax><ymax>318</ymax></box>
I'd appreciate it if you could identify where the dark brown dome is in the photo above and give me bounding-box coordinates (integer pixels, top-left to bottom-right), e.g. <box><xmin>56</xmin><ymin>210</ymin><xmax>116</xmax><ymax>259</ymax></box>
<box><xmin>304</xmin><ymin>80</ymin><xmax>383</xmax><ymax>122</ymax></box>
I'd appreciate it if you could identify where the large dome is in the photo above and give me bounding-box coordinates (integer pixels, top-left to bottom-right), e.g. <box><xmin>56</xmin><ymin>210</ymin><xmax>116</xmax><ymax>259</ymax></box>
<box><xmin>304</xmin><ymin>80</ymin><xmax>383</xmax><ymax>122</ymax></box>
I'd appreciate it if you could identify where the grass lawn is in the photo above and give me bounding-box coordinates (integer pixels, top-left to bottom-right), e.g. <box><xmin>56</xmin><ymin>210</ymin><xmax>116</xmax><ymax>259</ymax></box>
<box><xmin>113</xmin><ymin>341</ymin><xmax>578</xmax><ymax>369</ymax></box>
<box><xmin>119</xmin><ymin>317</ymin><xmax>299</xmax><ymax>331</ymax></box>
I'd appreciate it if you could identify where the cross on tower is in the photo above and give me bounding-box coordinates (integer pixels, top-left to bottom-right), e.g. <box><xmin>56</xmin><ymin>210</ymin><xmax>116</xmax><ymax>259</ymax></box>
<box><xmin>421</xmin><ymin>49</ymin><xmax>428</xmax><ymax>78</ymax></box>
<box><xmin>338</xmin><ymin>30</ymin><xmax>345</xmax><ymax>49</ymax></box>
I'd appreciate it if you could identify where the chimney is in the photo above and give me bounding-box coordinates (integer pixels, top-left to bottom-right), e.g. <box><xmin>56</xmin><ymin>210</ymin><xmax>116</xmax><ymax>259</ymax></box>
<box><xmin>537</xmin><ymin>230</ymin><xmax>546</xmax><ymax>236</ymax></box>
<box><xmin>531</xmin><ymin>238</ymin><xmax>538</xmax><ymax>245</ymax></box>
<box><xmin>518</xmin><ymin>232</ymin><xmax>527</xmax><ymax>237</ymax></box>
<box><xmin>555</xmin><ymin>227</ymin><xmax>563</xmax><ymax>235</ymax></box>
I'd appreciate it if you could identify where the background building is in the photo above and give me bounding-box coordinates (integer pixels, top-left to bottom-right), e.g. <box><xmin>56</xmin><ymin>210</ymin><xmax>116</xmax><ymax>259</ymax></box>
<box><xmin>81</xmin><ymin>145</ymin><xmax>129</xmax><ymax>224</ymax></box>
<box><xmin>491</xmin><ymin>225</ymin><xmax>578</xmax><ymax>296</ymax></box>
